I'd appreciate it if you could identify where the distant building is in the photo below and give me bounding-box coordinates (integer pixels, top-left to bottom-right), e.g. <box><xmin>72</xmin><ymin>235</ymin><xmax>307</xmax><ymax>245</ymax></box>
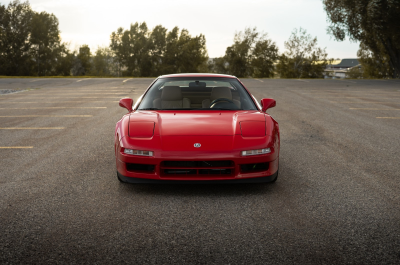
<box><xmin>324</xmin><ymin>59</ymin><xmax>361</xmax><ymax>79</ymax></box>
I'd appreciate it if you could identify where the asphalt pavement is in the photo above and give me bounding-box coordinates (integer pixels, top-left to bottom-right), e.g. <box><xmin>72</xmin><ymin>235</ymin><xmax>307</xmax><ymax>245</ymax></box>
<box><xmin>0</xmin><ymin>77</ymin><xmax>399</xmax><ymax>264</ymax></box>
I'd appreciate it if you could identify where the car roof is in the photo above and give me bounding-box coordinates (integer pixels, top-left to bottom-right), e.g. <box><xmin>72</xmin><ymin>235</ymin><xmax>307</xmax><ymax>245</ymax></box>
<box><xmin>158</xmin><ymin>73</ymin><xmax>237</xmax><ymax>79</ymax></box>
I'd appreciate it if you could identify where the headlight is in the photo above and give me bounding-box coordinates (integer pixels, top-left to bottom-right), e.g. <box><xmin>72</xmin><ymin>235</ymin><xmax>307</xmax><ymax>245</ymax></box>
<box><xmin>124</xmin><ymin>149</ymin><xmax>154</xmax><ymax>156</ymax></box>
<box><xmin>241</xmin><ymin>148</ymin><xmax>271</xmax><ymax>156</ymax></box>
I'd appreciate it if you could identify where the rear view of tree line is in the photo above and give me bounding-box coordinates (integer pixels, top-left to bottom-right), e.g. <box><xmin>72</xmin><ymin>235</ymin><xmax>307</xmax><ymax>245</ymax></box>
<box><xmin>109</xmin><ymin>22</ymin><xmax>208</xmax><ymax>76</ymax></box>
<box><xmin>210</xmin><ymin>27</ymin><xmax>329</xmax><ymax>78</ymax></box>
<box><xmin>1</xmin><ymin>0</ymin><xmax>399</xmax><ymax>78</ymax></box>
<box><xmin>0</xmin><ymin>1</ymin><xmax>208</xmax><ymax>77</ymax></box>
<box><xmin>323</xmin><ymin>0</ymin><xmax>400</xmax><ymax>78</ymax></box>
<box><xmin>0</xmin><ymin>1</ymin><xmax>72</xmax><ymax>76</ymax></box>
<box><xmin>0</xmin><ymin>0</ymin><xmax>335</xmax><ymax>79</ymax></box>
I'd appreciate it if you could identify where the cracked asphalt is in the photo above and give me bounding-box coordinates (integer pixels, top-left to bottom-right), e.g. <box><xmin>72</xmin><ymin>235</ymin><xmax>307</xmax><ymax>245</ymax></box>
<box><xmin>0</xmin><ymin>78</ymin><xmax>399</xmax><ymax>264</ymax></box>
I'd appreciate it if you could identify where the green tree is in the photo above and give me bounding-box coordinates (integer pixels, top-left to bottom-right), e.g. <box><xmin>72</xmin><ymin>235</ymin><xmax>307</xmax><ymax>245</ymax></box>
<box><xmin>54</xmin><ymin>45</ymin><xmax>74</xmax><ymax>76</ymax></box>
<box><xmin>347</xmin><ymin>65</ymin><xmax>363</xmax><ymax>79</ymax></box>
<box><xmin>211</xmin><ymin>27</ymin><xmax>278</xmax><ymax>77</ymax></box>
<box><xmin>323</xmin><ymin>0</ymin><xmax>400</xmax><ymax>78</ymax></box>
<box><xmin>275</xmin><ymin>54</ymin><xmax>296</xmax><ymax>78</ymax></box>
<box><xmin>76</xmin><ymin>44</ymin><xmax>91</xmax><ymax>75</ymax></box>
<box><xmin>176</xmin><ymin>29</ymin><xmax>208</xmax><ymax>73</ymax></box>
<box><xmin>161</xmin><ymin>26</ymin><xmax>180</xmax><ymax>74</ymax></box>
<box><xmin>277</xmin><ymin>28</ymin><xmax>328</xmax><ymax>78</ymax></box>
<box><xmin>357</xmin><ymin>42</ymin><xmax>392</xmax><ymax>78</ymax></box>
<box><xmin>0</xmin><ymin>0</ymin><xmax>33</xmax><ymax>75</ymax></box>
<box><xmin>30</xmin><ymin>11</ymin><xmax>62</xmax><ymax>76</ymax></box>
<box><xmin>148</xmin><ymin>25</ymin><xmax>167</xmax><ymax>76</ymax></box>
<box><xmin>224</xmin><ymin>27</ymin><xmax>259</xmax><ymax>77</ymax></box>
<box><xmin>208</xmin><ymin>57</ymin><xmax>227</xmax><ymax>74</ymax></box>
<box><xmin>109</xmin><ymin>27</ymin><xmax>125</xmax><ymax>77</ymax></box>
<box><xmin>91</xmin><ymin>46</ymin><xmax>119</xmax><ymax>76</ymax></box>
<box><xmin>0</xmin><ymin>1</ymin><xmax>72</xmax><ymax>76</ymax></box>
<box><xmin>251</xmin><ymin>37</ymin><xmax>279</xmax><ymax>78</ymax></box>
<box><xmin>110</xmin><ymin>23</ymin><xmax>208</xmax><ymax>76</ymax></box>
<box><xmin>110</xmin><ymin>22</ymin><xmax>151</xmax><ymax>76</ymax></box>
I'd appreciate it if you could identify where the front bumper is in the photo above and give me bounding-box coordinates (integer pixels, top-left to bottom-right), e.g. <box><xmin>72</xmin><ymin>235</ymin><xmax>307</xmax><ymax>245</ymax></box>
<box><xmin>116</xmin><ymin>151</ymin><xmax>279</xmax><ymax>183</ymax></box>
<box><xmin>117</xmin><ymin>170</ymin><xmax>278</xmax><ymax>184</ymax></box>
<box><xmin>116</xmin><ymin>132</ymin><xmax>279</xmax><ymax>183</ymax></box>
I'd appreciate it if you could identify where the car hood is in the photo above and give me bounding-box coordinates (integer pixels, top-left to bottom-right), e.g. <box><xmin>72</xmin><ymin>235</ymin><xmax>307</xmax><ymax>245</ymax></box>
<box><xmin>129</xmin><ymin>110</ymin><xmax>266</xmax><ymax>136</ymax></box>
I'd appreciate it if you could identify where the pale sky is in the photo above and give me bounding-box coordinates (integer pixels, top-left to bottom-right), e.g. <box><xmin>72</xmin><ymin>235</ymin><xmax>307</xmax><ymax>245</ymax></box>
<box><xmin>2</xmin><ymin>0</ymin><xmax>360</xmax><ymax>58</ymax></box>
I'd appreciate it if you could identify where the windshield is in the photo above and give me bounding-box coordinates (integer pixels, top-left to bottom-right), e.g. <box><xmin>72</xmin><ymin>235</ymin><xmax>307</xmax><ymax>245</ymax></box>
<box><xmin>137</xmin><ymin>77</ymin><xmax>258</xmax><ymax>110</ymax></box>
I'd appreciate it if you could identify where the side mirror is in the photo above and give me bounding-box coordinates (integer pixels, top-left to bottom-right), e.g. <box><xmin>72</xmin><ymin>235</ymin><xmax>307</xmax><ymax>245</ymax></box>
<box><xmin>119</xmin><ymin>98</ymin><xmax>133</xmax><ymax>112</ymax></box>
<box><xmin>261</xmin><ymin>98</ymin><xmax>276</xmax><ymax>112</ymax></box>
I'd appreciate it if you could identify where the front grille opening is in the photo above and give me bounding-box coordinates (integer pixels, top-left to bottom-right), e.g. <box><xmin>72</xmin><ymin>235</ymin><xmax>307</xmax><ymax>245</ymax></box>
<box><xmin>126</xmin><ymin>163</ymin><xmax>155</xmax><ymax>173</ymax></box>
<box><xmin>240</xmin><ymin>162</ymin><xmax>269</xmax><ymax>173</ymax></box>
<box><xmin>163</xmin><ymin>160</ymin><xmax>233</xmax><ymax>168</ymax></box>
<box><xmin>199</xmin><ymin>169</ymin><xmax>232</xmax><ymax>175</ymax></box>
<box><xmin>164</xmin><ymin>169</ymin><xmax>197</xmax><ymax>175</ymax></box>
<box><xmin>161</xmin><ymin>160</ymin><xmax>235</xmax><ymax>177</ymax></box>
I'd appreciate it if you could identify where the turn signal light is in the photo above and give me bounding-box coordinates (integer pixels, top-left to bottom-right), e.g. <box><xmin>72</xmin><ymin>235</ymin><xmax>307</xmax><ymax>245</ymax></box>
<box><xmin>124</xmin><ymin>149</ymin><xmax>154</xmax><ymax>156</ymax></box>
<box><xmin>241</xmin><ymin>148</ymin><xmax>271</xmax><ymax>156</ymax></box>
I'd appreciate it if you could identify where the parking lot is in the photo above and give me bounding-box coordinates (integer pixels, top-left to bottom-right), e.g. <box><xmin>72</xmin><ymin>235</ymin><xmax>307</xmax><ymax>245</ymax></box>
<box><xmin>0</xmin><ymin>78</ymin><xmax>399</xmax><ymax>264</ymax></box>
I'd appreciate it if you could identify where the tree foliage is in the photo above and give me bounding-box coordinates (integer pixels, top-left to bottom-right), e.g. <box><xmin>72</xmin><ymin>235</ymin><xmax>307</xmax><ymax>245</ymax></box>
<box><xmin>251</xmin><ymin>38</ymin><xmax>279</xmax><ymax>78</ymax></box>
<box><xmin>91</xmin><ymin>47</ymin><xmax>118</xmax><ymax>76</ymax></box>
<box><xmin>276</xmin><ymin>28</ymin><xmax>328</xmax><ymax>78</ymax></box>
<box><xmin>0</xmin><ymin>0</ymin><xmax>33</xmax><ymax>75</ymax></box>
<box><xmin>30</xmin><ymin>11</ymin><xmax>63</xmax><ymax>75</ymax></box>
<box><xmin>357</xmin><ymin>42</ymin><xmax>393</xmax><ymax>78</ymax></box>
<box><xmin>110</xmin><ymin>22</ymin><xmax>208</xmax><ymax>77</ymax></box>
<box><xmin>76</xmin><ymin>45</ymin><xmax>91</xmax><ymax>76</ymax></box>
<box><xmin>323</xmin><ymin>0</ymin><xmax>400</xmax><ymax>78</ymax></box>
<box><xmin>0</xmin><ymin>0</ymin><xmax>73</xmax><ymax>76</ymax></box>
<box><xmin>212</xmin><ymin>27</ymin><xmax>279</xmax><ymax>78</ymax></box>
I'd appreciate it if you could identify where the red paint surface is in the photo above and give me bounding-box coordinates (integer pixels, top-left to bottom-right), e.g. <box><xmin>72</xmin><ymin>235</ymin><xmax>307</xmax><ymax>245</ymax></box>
<box><xmin>261</xmin><ymin>98</ymin><xmax>276</xmax><ymax>112</ymax></box>
<box><xmin>115</xmin><ymin>75</ymin><xmax>280</xmax><ymax>181</ymax></box>
<box><xmin>240</xmin><ymin>121</ymin><xmax>266</xmax><ymax>137</ymax></box>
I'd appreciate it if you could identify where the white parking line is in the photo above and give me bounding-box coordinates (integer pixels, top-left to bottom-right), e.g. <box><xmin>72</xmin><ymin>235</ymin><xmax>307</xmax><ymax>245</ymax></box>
<box><xmin>30</xmin><ymin>93</ymin><xmax>129</xmax><ymax>95</ymax></box>
<box><xmin>0</xmin><ymin>101</ymin><xmax>119</xmax><ymax>103</ymax></box>
<box><xmin>123</xmin><ymin>78</ymin><xmax>133</xmax><ymax>83</ymax></box>
<box><xmin>335</xmin><ymin>79</ymin><xmax>357</xmax><ymax>84</ymax></box>
<box><xmin>350</xmin><ymin>108</ymin><xmax>400</xmax><ymax>110</ymax></box>
<box><xmin>331</xmin><ymin>101</ymin><xmax>400</xmax><ymax>104</ymax></box>
<box><xmin>302</xmin><ymin>92</ymin><xmax>400</xmax><ymax>95</ymax></box>
<box><xmin>0</xmin><ymin>107</ymin><xmax>106</xmax><ymax>109</ymax></box>
<box><xmin>255</xmin><ymin>79</ymin><xmax>264</xmax><ymax>83</ymax></box>
<box><xmin>0</xmin><ymin>146</ymin><xmax>33</xmax><ymax>149</ymax></box>
<box><xmin>76</xmin><ymin>78</ymin><xmax>91</xmax><ymax>82</ymax></box>
<box><xmin>315</xmin><ymin>97</ymin><xmax>399</xmax><ymax>99</ymax></box>
<box><xmin>0</xmin><ymin>115</ymin><xmax>93</xmax><ymax>117</ymax></box>
<box><xmin>296</xmin><ymin>79</ymin><xmax>309</xmax><ymax>82</ymax></box>
<box><xmin>376</xmin><ymin>117</ymin><xmax>400</xmax><ymax>119</ymax></box>
<box><xmin>2</xmin><ymin>97</ymin><xmax>128</xmax><ymax>99</ymax></box>
<box><xmin>0</xmin><ymin>127</ymin><xmax>65</xmax><ymax>129</ymax></box>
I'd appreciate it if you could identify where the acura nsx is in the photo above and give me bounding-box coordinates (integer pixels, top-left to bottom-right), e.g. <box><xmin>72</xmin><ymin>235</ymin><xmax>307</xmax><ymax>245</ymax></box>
<box><xmin>115</xmin><ymin>74</ymin><xmax>280</xmax><ymax>183</ymax></box>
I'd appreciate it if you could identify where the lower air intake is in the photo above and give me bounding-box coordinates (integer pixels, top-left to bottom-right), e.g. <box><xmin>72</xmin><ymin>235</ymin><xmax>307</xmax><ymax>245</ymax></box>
<box><xmin>240</xmin><ymin>162</ymin><xmax>269</xmax><ymax>173</ymax></box>
<box><xmin>126</xmin><ymin>163</ymin><xmax>155</xmax><ymax>173</ymax></box>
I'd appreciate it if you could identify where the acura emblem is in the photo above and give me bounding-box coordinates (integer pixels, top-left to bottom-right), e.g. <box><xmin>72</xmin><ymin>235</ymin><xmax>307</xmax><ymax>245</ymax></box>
<box><xmin>194</xmin><ymin>143</ymin><xmax>201</xmax><ymax>148</ymax></box>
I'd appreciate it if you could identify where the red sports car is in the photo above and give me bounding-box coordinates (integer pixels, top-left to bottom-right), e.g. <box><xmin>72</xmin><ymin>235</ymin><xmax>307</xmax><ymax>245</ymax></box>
<box><xmin>115</xmin><ymin>74</ymin><xmax>279</xmax><ymax>183</ymax></box>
